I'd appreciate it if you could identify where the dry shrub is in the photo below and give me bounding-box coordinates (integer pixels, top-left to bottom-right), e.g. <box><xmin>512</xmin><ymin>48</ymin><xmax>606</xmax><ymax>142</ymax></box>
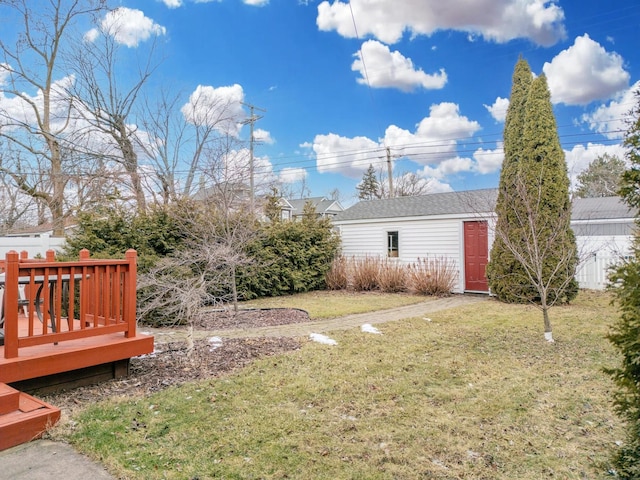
<box><xmin>407</xmin><ymin>257</ymin><xmax>457</xmax><ymax>296</ymax></box>
<box><xmin>378</xmin><ymin>259</ymin><xmax>408</xmax><ymax>293</ymax></box>
<box><xmin>325</xmin><ymin>256</ymin><xmax>349</xmax><ymax>290</ymax></box>
<box><xmin>350</xmin><ymin>256</ymin><xmax>381</xmax><ymax>291</ymax></box>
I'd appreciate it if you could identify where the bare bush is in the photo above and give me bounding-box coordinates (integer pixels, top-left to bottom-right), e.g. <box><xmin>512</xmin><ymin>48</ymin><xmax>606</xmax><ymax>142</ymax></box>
<box><xmin>407</xmin><ymin>257</ymin><xmax>457</xmax><ymax>296</ymax></box>
<box><xmin>377</xmin><ymin>259</ymin><xmax>408</xmax><ymax>293</ymax></box>
<box><xmin>350</xmin><ymin>256</ymin><xmax>381</xmax><ymax>291</ymax></box>
<box><xmin>325</xmin><ymin>255</ymin><xmax>349</xmax><ymax>290</ymax></box>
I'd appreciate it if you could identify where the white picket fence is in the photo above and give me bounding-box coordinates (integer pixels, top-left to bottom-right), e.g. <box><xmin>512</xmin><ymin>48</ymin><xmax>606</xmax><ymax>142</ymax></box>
<box><xmin>0</xmin><ymin>234</ymin><xmax>66</xmax><ymax>259</ymax></box>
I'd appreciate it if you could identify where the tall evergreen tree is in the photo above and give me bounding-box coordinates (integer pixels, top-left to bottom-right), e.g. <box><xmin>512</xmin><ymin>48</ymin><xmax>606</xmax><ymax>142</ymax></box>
<box><xmin>487</xmin><ymin>58</ymin><xmax>533</xmax><ymax>302</ymax></box>
<box><xmin>357</xmin><ymin>164</ymin><xmax>381</xmax><ymax>200</ymax></box>
<box><xmin>607</xmin><ymin>88</ymin><xmax>640</xmax><ymax>477</ymax></box>
<box><xmin>487</xmin><ymin>64</ymin><xmax>578</xmax><ymax>342</ymax></box>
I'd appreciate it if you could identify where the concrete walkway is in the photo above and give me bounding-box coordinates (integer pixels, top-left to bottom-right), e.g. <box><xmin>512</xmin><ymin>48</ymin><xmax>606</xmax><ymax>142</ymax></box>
<box><xmin>1</xmin><ymin>294</ymin><xmax>486</xmax><ymax>479</ymax></box>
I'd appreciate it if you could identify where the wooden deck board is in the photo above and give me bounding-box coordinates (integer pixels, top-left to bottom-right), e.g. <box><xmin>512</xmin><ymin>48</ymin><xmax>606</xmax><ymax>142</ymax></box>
<box><xmin>0</xmin><ymin>314</ymin><xmax>154</xmax><ymax>384</ymax></box>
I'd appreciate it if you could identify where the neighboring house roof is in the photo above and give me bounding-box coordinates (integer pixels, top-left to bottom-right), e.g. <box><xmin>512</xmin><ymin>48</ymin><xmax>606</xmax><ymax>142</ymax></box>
<box><xmin>5</xmin><ymin>218</ymin><xmax>78</xmax><ymax>237</ymax></box>
<box><xmin>278</xmin><ymin>198</ymin><xmax>293</xmax><ymax>211</ymax></box>
<box><xmin>288</xmin><ymin>197</ymin><xmax>344</xmax><ymax>217</ymax></box>
<box><xmin>334</xmin><ymin>189</ymin><xmax>498</xmax><ymax>222</ymax></box>
<box><xmin>334</xmin><ymin>189</ymin><xmax>637</xmax><ymax>223</ymax></box>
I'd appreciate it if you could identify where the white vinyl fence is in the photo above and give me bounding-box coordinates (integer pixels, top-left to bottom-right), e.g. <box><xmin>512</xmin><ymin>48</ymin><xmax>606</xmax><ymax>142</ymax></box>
<box><xmin>0</xmin><ymin>234</ymin><xmax>66</xmax><ymax>259</ymax></box>
<box><xmin>574</xmin><ymin>235</ymin><xmax>631</xmax><ymax>290</ymax></box>
<box><xmin>575</xmin><ymin>252</ymin><xmax>622</xmax><ymax>290</ymax></box>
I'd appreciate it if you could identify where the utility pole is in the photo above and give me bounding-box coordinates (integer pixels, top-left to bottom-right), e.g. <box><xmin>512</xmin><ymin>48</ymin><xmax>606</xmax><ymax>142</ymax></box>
<box><xmin>241</xmin><ymin>102</ymin><xmax>266</xmax><ymax>214</ymax></box>
<box><xmin>386</xmin><ymin>147</ymin><xmax>394</xmax><ymax>198</ymax></box>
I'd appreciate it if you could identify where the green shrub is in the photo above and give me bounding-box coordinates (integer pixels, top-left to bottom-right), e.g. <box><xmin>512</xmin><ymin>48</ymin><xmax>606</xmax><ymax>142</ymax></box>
<box><xmin>63</xmin><ymin>204</ymin><xmax>186</xmax><ymax>271</ymax></box>
<box><xmin>607</xmin><ymin>87</ymin><xmax>640</xmax><ymax>478</ymax></box>
<box><xmin>608</xmin><ymin>250</ymin><xmax>640</xmax><ymax>478</ymax></box>
<box><xmin>238</xmin><ymin>214</ymin><xmax>340</xmax><ymax>298</ymax></box>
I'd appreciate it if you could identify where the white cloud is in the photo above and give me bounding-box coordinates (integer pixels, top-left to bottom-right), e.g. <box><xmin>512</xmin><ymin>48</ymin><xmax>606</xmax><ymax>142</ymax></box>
<box><xmin>161</xmin><ymin>0</ymin><xmax>183</xmax><ymax>7</ymax></box>
<box><xmin>420</xmin><ymin>157</ymin><xmax>473</xmax><ymax>180</ymax></box>
<box><xmin>244</xmin><ymin>0</ymin><xmax>269</xmax><ymax>5</ymax></box>
<box><xmin>84</xmin><ymin>28</ymin><xmax>100</xmax><ymax>43</ymax></box>
<box><xmin>218</xmin><ymin>148</ymin><xmax>275</xmax><ymax>192</ymax></box>
<box><xmin>308</xmin><ymin>102</ymin><xmax>480</xmax><ymax>180</ymax></box>
<box><xmin>384</xmin><ymin>102</ymin><xmax>481</xmax><ymax>165</ymax></box>
<box><xmin>420</xmin><ymin>178</ymin><xmax>452</xmax><ymax>193</ymax></box>
<box><xmin>564</xmin><ymin>143</ymin><xmax>627</xmax><ymax>191</ymax></box>
<box><xmin>181</xmin><ymin>84</ymin><xmax>245</xmax><ymax>136</ymax></box>
<box><xmin>317</xmin><ymin>0</ymin><xmax>565</xmax><ymax>46</ymax></box>
<box><xmin>0</xmin><ymin>71</ymin><xmax>76</xmax><ymax>132</ymax></box>
<box><xmin>97</xmin><ymin>7</ymin><xmax>166</xmax><ymax>48</ymax></box>
<box><xmin>484</xmin><ymin>97</ymin><xmax>509</xmax><ymax>122</ymax></box>
<box><xmin>254</xmin><ymin>128</ymin><xmax>274</xmax><ymax>144</ymax></box>
<box><xmin>279</xmin><ymin>167</ymin><xmax>307</xmax><ymax>184</ymax></box>
<box><xmin>352</xmin><ymin>40</ymin><xmax>446</xmax><ymax>92</ymax></box>
<box><xmin>311</xmin><ymin>133</ymin><xmax>382</xmax><ymax>177</ymax></box>
<box><xmin>582</xmin><ymin>80</ymin><xmax>640</xmax><ymax>139</ymax></box>
<box><xmin>473</xmin><ymin>143</ymin><xmax>504</xmax><ymax>174</ymax></box>
<box><xmin>543</xmin><ymin>34</ymin><xmax>629</xmax><ymax>105</ymax></box>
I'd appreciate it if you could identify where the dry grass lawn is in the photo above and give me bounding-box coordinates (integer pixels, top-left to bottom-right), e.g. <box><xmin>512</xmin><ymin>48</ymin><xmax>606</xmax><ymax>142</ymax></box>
<box><xmin>65</xmin><ymin>290</ymin><xmax>623</xmax><ymax>479</ymax></box>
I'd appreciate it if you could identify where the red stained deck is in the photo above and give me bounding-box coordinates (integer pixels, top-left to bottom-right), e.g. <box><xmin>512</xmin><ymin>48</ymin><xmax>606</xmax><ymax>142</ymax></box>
<box><xmin>0</xmin><ymin>249</ymin><xmax>154</xmax><ymax>450</ymax></box>
<box><xmin>0</xmin><ymin>313</ymin><xmax>153</xmax><ymax>384</ymax></box>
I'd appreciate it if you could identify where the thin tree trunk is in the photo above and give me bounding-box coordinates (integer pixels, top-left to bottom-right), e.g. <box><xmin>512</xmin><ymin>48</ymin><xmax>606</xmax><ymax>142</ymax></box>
<box><xmin>231</xmin><ymin>268</ymin><xmax>239</xmax><ymax>314</ymax></box>
<box><xmin>542</xmin><ymin>302</ymin><xmax>554</xmax><ymax>343</ymax></box>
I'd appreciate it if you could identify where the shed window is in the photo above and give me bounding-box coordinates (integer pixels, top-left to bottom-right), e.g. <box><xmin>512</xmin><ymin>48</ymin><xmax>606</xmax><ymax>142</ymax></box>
<box><xmin>387</xmin><ymin>231</ymin><xmax>399</xmax><ymax>258</ymax></box>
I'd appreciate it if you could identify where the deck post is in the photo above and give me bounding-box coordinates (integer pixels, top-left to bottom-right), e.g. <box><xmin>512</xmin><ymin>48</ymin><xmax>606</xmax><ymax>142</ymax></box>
<box><xmin>4</xmin><ymin>251</ymin><xmax>19</xmax><ymax>358</ymax></box>
<box><xmin>124</xmin><ymin>249</ymin><xmax>137</xmax><ymax>338</ymax></box>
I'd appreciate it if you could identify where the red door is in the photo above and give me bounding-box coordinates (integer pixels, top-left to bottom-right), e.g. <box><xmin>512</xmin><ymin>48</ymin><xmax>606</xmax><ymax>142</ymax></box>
<box><xmin>464</xmin><ymin>221</ymin><xmax>489</xmax><ymax>292</ymax></box>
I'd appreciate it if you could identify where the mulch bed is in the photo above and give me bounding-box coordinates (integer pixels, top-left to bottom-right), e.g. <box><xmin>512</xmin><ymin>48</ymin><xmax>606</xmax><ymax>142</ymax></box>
<box><xmin>42</xmin><ymin>309</ymin><xmax>308</xmax><ymax>417</ymax></box>
<box><xmin>194</xmin><ymin>307</ymin><xmax>311</xmax><ymax>329</ymax></box>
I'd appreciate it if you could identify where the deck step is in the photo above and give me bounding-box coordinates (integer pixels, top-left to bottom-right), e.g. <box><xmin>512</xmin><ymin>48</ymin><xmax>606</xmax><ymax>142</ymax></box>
<box><xmin>0</xmin><ymin>383</ymin><xmax>61</xmax><ymax>451</ymax></box>
<box><xmin>0</xmin><ymin>382</ymin><xmax>20</xmax><ymax>414</ymax></box>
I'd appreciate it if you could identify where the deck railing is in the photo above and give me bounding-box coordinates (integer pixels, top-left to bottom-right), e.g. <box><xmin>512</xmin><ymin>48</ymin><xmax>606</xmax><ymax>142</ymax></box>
<box><xmin>2</xmin><ymin>249</ymin><xmax>138</xmax><ymax>359</ymax></box>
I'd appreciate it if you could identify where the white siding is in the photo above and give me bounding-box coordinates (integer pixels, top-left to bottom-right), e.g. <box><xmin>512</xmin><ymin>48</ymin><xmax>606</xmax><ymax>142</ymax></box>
<box><xmin>337</xmin><ymin>217</ymin><xmax>482</xmax><ymax>293</ymax></box>
<box><xmin>337</xmin><ymin>215</ymin><xmax>624</xmax><ymax>292</ymax></box>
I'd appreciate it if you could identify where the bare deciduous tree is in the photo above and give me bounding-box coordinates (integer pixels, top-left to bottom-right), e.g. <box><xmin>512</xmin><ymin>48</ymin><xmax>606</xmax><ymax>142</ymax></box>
<box><xmin>67</xmin><ymin>12</ymin><xmax>161</xmax><ymax>211</ymax></box>
<box><xmin>135</xmin><ymin>86</ymin><xmax>243</xmax><ymax>204</ymax></box>
<box><xmin>0</xmin><ymin>0</ymin><xmax>107</xmax><ymax>235</ymax></box>
<box><xmin>492</xmin><ymin>169</ymin><xmax>579</xmax><ymax>342</ymax></box>
<box><xmin>137</xmin><ymin>137</ymin><xmax>262</xmax><ymax>356</ymax></box>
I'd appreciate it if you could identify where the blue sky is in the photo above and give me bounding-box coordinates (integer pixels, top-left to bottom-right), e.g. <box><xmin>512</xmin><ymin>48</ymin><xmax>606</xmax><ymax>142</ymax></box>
<box><xmin>4</xmin><ymin>0</ymin><xmax>640</xmax><ymax>206</ymax></box>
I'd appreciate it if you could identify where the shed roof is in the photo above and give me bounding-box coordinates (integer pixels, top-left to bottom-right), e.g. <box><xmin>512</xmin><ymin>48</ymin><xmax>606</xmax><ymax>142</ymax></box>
<box><xmin>334</xmin><ymin>189</ymin><xmax>498</xmax><ymax>222</ymax></box>
<box><xmin>334</xmin><ymin>189</ymin><xmax>636</xmax><ymax>223</ymax></box>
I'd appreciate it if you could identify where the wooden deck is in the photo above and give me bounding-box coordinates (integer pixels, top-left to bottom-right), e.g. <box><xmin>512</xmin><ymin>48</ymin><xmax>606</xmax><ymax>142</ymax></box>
<box><xmin>0</xmin><ymin>312</ymin><xmax>153</xmax><ymax>385</ymax></box>
<box><xmin>0</xmin><ymin>249</ymin><xmax>154</xmax><ymax>450</ymax></box>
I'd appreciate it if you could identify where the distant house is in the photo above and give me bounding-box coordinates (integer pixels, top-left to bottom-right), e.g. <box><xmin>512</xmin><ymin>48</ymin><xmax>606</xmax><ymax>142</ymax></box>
<box><xmin>1</xmin><ymin>219</ymin><xmax>74</xmax><ymax>258</ymax></box>
<box><xmin>192</xmin><ymin>182</ymin><xmax>253</xmax><ymax>207</ymax></box>
<box><xmin>285</xmin><ymin>197</ymin><xmax>344</xmax><ymax>221</ymax></box>
<box><xmin>333</xmin><ymin>189</ymin><xmax>635</xmax><ymax>293</ymax></box>
<box><xmin>4</xmin><ymin>217</ymin><xmax>78</xmax><ymax>238</ymax></box>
